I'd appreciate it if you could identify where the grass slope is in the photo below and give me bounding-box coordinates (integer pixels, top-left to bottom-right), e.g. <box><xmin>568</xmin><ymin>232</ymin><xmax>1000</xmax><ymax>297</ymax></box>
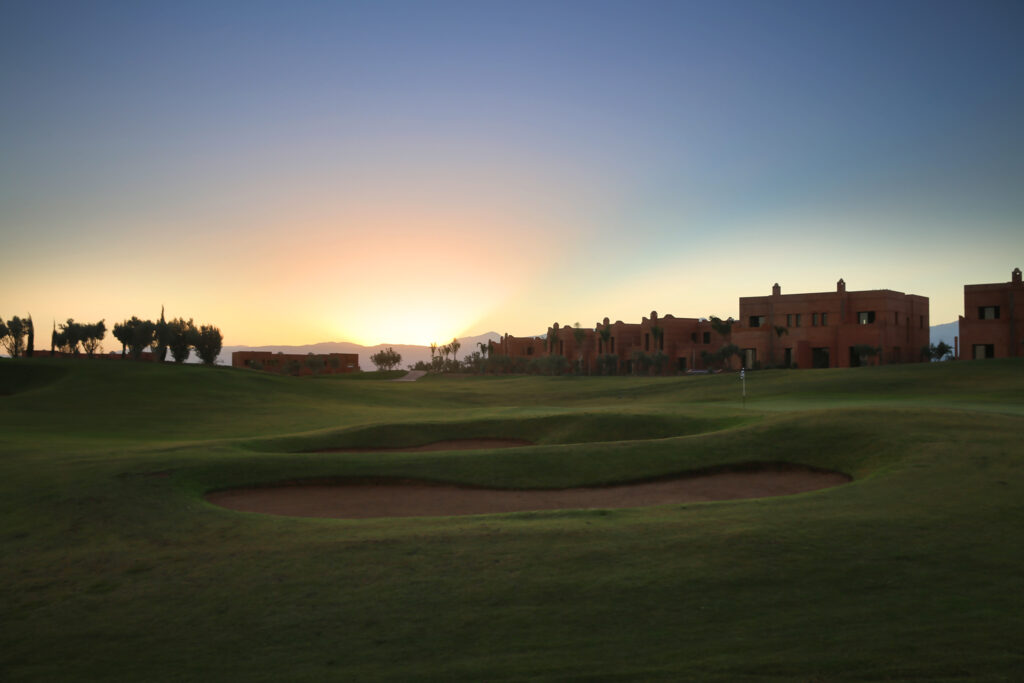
<box><xmin>2</xmin><ymin>358</ymin><xmax>1023</xmax><ymax>681</ymax></box>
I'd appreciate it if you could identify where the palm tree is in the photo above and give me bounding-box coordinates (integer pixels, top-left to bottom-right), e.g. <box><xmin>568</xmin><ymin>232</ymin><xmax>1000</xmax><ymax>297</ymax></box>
<box><xmin>450</xmin><ymin>338</ymin><xmax>461</xmax><ymax>366</ymax></box>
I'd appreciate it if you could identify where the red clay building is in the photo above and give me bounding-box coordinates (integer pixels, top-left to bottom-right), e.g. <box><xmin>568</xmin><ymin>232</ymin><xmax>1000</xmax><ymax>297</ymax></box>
<box><xmin>958</xmin><ymin>268</ymin><xmax>1023</xmax><ymax>360</ymax></box>
<box><xmin>493</xmin><ymin>313</ymin><xmax>731</xmax><ymax>374</ymax></box>
<box><xmin>731</xmin><ymin>280</ymin><xmax>929</xmax><ymax>369</ymax></box>
<box><xmin>232</xmin><ymin>351</ymin><xmax>360</xmax><ymax>376</ymax></box>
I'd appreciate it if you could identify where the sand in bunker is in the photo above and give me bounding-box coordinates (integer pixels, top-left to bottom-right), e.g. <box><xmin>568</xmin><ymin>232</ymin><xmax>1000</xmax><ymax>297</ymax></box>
<box><xmin>206</xmin><ymin>466</ymin><xmax>850</xmax><ymax>519</ymax></box>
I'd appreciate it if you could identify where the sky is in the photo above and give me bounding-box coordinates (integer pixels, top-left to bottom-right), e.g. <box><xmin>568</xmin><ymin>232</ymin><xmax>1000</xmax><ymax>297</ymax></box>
<box><xmin>2</xmin><ymin>0</ymin><xmax>1022</xmax><ymax>346</ymax></box>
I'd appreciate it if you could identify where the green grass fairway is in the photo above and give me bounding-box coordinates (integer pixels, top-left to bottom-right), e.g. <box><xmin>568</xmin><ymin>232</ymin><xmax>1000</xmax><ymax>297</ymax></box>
<box><xmin>3</xmin><ymin>359</ymin><xmax>1023</xmax><ymax>681</ymax></box>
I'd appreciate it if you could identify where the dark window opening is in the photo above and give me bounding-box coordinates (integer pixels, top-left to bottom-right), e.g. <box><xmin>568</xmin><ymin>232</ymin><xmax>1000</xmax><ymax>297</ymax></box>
<box><xmin>821</xmin><ymin>313</ymin><xmax>828</xmax><ymax>326</ymax></box>
<box><xmin>749</xmin><ymin>315</ymin><xmax>765</xmax><ymax>328</ymax></box>
<box><xmin>786</xmin><ymin>314</ymin><xmax>792</xmax><ymax>327</ymax></box>
<box><xmin>677</xmin><ymin>357</ymin><xmax>687</xmax><ymax>371</ymax></box>
<box><xmin>644</xmin><ymin>333</ymin><xmax>650</xmax><ymax>351</ymax></box>
<box><xmin>973</xmin><ymin>344</ymin><xmax>995</xmax><ymax>359</ymax></box>
<box><xmin>526</xmin><ymin>347</ymin><xmax>534</xmax><ymax>356</ymax></box>
<box><xmin>857</xmin><ymin>311</ymin><xmax>876</xmax><ymax>325</ymax></box>
<box><xmin>979</xmin><ymin>306</ymin><xmax>1000</xmax><ymax>320</ymax></box>
<box><xmin>812</xmin><ymin>347</ymin><xmax>830</xmax><ymax>369</ymax></box>
<box><xmin>795</xmin><ymin>314</ymin><xmax>802</xmax><ymax>327</ymax></box>
<box><xmin>784</xmin><ymin>348</ymin><xmax>792</xmax><ymax>367</ymax></box>
<box><xmin>812</xmin><ymin>313</ymin><xmax>818</xmax><ymax>326</ymax></box>
<box><xmin>702</xmin><ymin>332</ymin><xmax>710</xmax><ymax>344</ymax></box>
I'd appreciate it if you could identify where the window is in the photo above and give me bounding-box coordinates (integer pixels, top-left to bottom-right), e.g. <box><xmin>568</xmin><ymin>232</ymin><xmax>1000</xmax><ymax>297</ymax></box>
<box><xmin>812</xmin><ymin>313</ymin><xmax>818</xmax><ymax>327</ymax></box>
<box><xmin>821</xmin><ymin>313</ymin><xmax>828</xmax><ymax>326</ymax></box>
<box><xmin>678</xmin><ymin>357</ymin><xmax>687</xmax><ymax>372</ymax></box>
<box><xmin>795</xmin><ymin>314</ymin><xmax>802</xmax><ymax>327</ymax></box>
<box><xmin>973</xmin><ymin>344</ymin><xmax>995</xmax><ymax>359</ymax></box>
<box><xmin>744</xmin><ymin>348</ymin><xmax>756</xmax><ymax>368</ymax></box>
<box><xmin>749</xmin><ymin>315</ymin><xmax>765</xmax><ymax>328</ymax></box>
<box><xmin>702</xmin><ymin>332</ymin><xmax>710</xmax><ymax>344</ymax></box>
<box><xmin>783</xmin><ymin>348</ymin><xmax>792</xmax><ymax>367</ymax></box>
<box><xmin>857</xmin><ymin>311</ymin><xmax>876</xmax><ymax>325</ymax></box>
<box><xmin>644</xmin><ymin>333</ymin><xmax>650</xmax><ymax>351</ymax></box>
<box><xmin>894</xmin><ymin>312</ymin><xmax>900</xmax><ymax>325</ymax></box>
<box><xmin>786</xmin><ymin>314</ymin><xmax>792</xmax><ymax>327</ymax></box>
<box><xmin>526</xmin><ymin>347</ymin><xmax>534</xmax><ymax>356</ymax></box>
<box><xmin>979</xmin><ymin>306</ymin><xmax>1000</xmax><ymax>320</ymax></box>
<box><xmin>610</xmin><ymin>338</ymin><xmax>616</xmax><ymax>353</ymax></box>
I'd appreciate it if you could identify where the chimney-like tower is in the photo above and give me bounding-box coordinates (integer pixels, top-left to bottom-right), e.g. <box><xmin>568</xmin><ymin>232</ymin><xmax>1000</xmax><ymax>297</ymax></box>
<box><xmin>772</xmin><ymin>283</ymin><xmax>781</xmax><ymax>296</ymax></box>
<box><xmin>837</xmin><ymin>278</ymin><xmax>846</xmax><ymax>293</ymax></box>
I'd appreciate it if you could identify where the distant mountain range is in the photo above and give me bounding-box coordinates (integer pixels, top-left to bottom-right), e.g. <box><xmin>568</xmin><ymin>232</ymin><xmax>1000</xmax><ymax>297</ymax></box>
<box><xmin>220</xmin><ymin>332</ymin><xmax>503</xmax><ymax>369</ymax></box>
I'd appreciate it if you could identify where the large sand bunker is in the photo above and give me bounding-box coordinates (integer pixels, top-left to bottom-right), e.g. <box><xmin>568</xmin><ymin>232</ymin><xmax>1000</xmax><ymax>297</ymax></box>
<box><xmin>206</xmin><ymin>463</ymin><xmax>849</xmax><ymax>519</ymax></box>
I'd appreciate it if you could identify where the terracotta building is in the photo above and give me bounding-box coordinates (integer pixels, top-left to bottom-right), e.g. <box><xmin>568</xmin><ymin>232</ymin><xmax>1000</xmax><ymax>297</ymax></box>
<box><xmin>492</xmin><ymin>313</ymin><xmax>731</xmax><ymax>374</ymax></box>
<box><xmin>958</xmin><ymin>268</ymin><xmax>1023</xmax><ymax>359</ymax></box>
<box><xmin>232</xmin><ymin>351</ymin><xmax>360</xmax><ymax>375</ymax></box>
<box><xmin>731</xmin><ymin>280</ymin><xmax>929</xmax><ymax>369</ymax></box>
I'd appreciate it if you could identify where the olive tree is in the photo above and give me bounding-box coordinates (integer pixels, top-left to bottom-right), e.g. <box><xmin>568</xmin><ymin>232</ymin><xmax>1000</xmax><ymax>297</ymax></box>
<box><xmin>194</xmin><ymin>324</ymin><xmax>223</xmax><ymax>366</ymax></box>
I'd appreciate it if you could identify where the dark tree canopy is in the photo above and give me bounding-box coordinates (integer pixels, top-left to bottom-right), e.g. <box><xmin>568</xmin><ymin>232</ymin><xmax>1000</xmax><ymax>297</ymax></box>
<box><xmin>167</xmin><ymin>318</ymin><xmax>197</xmax><ymax>363</ymax></box>
<box><xmin>370</xmin><ymin>347</ymin><xmax>402</xmax><ymax>371</ymax></box>
<box><xmin>194</xmin><ymin>324</ymin><xmax>223</xmax><ymax>366</ymax></box>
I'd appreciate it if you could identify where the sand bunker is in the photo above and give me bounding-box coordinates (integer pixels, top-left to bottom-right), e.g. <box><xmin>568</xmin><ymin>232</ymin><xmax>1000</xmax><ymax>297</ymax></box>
<box><xmin>312</xmin><ymin>438</ymin><xmax>533</xmax><ymax>453</ymax></box>
<box><xmin>206</xmin><ymin>464</ymin><xmax>849</xmax><ymax>519</ymax></box>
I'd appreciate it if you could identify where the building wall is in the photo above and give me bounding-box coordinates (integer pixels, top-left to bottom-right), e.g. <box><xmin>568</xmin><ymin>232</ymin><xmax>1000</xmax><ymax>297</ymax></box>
<box><xmin>958</xmin><ymin>268</ymin><xmax>1023</xmax><ymax>359</ymax></box>
<box><xmin>232</xmin><ymin>351</ymin><xmax>360</xmax><ymax>375</ymax></box>
<box><xmin>732</xmin><ymin>280</ymin><xmax>929</xmax><ymax>369</ymax></box>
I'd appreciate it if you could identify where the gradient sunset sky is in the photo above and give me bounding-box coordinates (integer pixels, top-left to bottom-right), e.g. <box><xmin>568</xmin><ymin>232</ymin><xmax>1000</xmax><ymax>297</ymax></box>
<box><xmin>3</xmin><ymin>0</ymin><xmax>1022</xmax><ymax>346</ymax></box>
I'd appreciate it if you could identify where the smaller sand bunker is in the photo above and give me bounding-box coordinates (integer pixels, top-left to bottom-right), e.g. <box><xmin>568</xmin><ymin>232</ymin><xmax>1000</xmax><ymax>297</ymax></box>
<box><xmin>206</xmin><ymin>464</ymin><xmax>849</xmax><ymax>519</ymax></box>
<box><xmin>312</xmin><ymin>439</ymin><xmax>533</xmax><ymax>453</ymax></box>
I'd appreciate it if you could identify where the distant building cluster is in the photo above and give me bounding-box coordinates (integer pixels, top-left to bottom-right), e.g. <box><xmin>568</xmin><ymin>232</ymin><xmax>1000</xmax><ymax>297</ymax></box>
<box><xmin>231</xmin><ymin>351</ymin><xmax>360</xmax><ymax>376</ymax></box>
<box><xmin>491</xmin><ymin>269</ymin><xmax>1023</xmax><ymax>373</ymax></box>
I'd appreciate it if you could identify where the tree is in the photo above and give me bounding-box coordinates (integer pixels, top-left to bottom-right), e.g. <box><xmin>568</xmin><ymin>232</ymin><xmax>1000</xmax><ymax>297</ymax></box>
<box><xmin>774</xmin><ymin>325</ymin><xmax>788</xmax><ymax>338</ymax></box>
<box><xmin>25</xmin><ymin>315</ymin><xmax>34</xmax><ymax>357</ymax></box>
<box><xmin>167</xmin><ymin>318</ymin><xmax>197</xmax><ymax>363</ymax></box>
<box><xmin>851</xmin><ymin>344</ymin><xmax>881</xmax><ymax>367</ymax></box>
<box><xmin>1</xmin><ymin>316</ymin><xmax>28</xmax><ymax>357</ymax></box>
<box><xmin>597</xmin><ymin>324</ymin><xmax>612</xmax><ymax>356</ymax></box>
<box><xmin>305</xmin><ymin>353</ymin><xmax>326</xmax><ymax>374</ymax></box>
<box><xmin>370</xmin><ymin>347</ymin><xmax>402</xmax><ymax>371</ymax></box>
<box><xmin>0</xmin><ymin>319</ymin><xmax>8</xmax><ymax>355</ymax></box>
<box><xmin>152</xmin><ymin>306</ymin><xmax>171</xmax><ymax>362</ymax></box>
<box><xmin>113</xmin><ymin>317</ymin><xmax>155</xmax><ymax>360</ymax></box>
<box><xmin>572</xmin><ymin>323</ymin><xmax>587</xmax><ymax>374</ymax></box>
<box><xmin>719</xmin><ymin>343</ymin><xmax>742</xmax><ymax>369</ymax></box>
<box><xmin>58</xmin><ymin>319</ymin><xmax>83</xmax><ymax>355</ymax></box>
<box><xmin>449</xmin><ymin>338</ymin><xmax>461</xmax><ymax>370</ymax></box>
<box><xmin>80</xmin><ymin>320</ymin><xmax>106</xmax><ymax>358</ymax></box>
<box><xmin>194</xmin><ymin>324</ymin><xmax>223</xmax><ymax>366</ymax></box>
<box><xmin>709</xmin><ymin>316</ymin><xmax>734</xmax><ymax>337</ymax></box>
<box><xmin>112</xmin><ymin>321</ymin><xmax>130</xmax><ymax>357</ymax></box>
<box><xmin>929</xmin><ymin>341</ymin><xmax>952</xmax><ymax>362</ymax></box>
<box><xmin>630</xmin><ymin>350</ymin><xmax>651</xmax><ymax>375</ymax></box>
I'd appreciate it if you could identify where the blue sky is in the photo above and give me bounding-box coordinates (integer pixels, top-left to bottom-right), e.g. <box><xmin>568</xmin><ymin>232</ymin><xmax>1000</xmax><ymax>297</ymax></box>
<box><xmin>2</xmin><ymin>0</ymin><xmax>1022</xmax><ymax>344</ymax></box>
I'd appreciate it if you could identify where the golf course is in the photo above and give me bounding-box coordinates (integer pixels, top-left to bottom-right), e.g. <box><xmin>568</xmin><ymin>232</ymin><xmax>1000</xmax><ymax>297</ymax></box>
<box><xmin>2</xmin><ymin>358</ymin><xmax>1023</xmax><ymax>681</ymax></box>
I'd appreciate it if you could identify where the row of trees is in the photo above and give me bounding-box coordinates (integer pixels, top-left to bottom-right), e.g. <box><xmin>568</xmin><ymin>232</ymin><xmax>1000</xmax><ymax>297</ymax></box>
<box><xmin>1</xmin><ymin>309</ymin><xmax>222</xmax><ymax>366</ymax></box>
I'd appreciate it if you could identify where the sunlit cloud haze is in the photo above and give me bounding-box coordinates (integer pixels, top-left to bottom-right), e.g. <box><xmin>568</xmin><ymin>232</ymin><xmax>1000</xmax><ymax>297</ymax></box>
<box><xmin>2</xmin><ymin>1</ymin><xmax>1022</xmax><ymax>346</ymax></box>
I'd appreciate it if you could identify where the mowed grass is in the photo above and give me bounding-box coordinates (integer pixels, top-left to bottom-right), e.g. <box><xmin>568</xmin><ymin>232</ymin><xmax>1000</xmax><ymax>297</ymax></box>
<box><xmin>2</xmin><ymin>359</ymin><xmax>1023</xmax><ymax>682</ymax></box>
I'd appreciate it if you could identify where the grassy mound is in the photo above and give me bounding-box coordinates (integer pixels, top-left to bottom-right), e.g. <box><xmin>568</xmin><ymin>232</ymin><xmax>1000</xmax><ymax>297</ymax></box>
<box><xmin>2</xmin><ymin>357</ymin><xmax>1023</xmax><ymax>681</ymax></box>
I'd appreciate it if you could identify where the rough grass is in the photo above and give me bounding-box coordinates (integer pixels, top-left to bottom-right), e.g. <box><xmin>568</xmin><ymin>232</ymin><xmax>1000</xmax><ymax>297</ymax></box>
<box><xmin>2</xmin><ymin>358</ymin><xmax>1023</xmax><ymax>681</ymax></box>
